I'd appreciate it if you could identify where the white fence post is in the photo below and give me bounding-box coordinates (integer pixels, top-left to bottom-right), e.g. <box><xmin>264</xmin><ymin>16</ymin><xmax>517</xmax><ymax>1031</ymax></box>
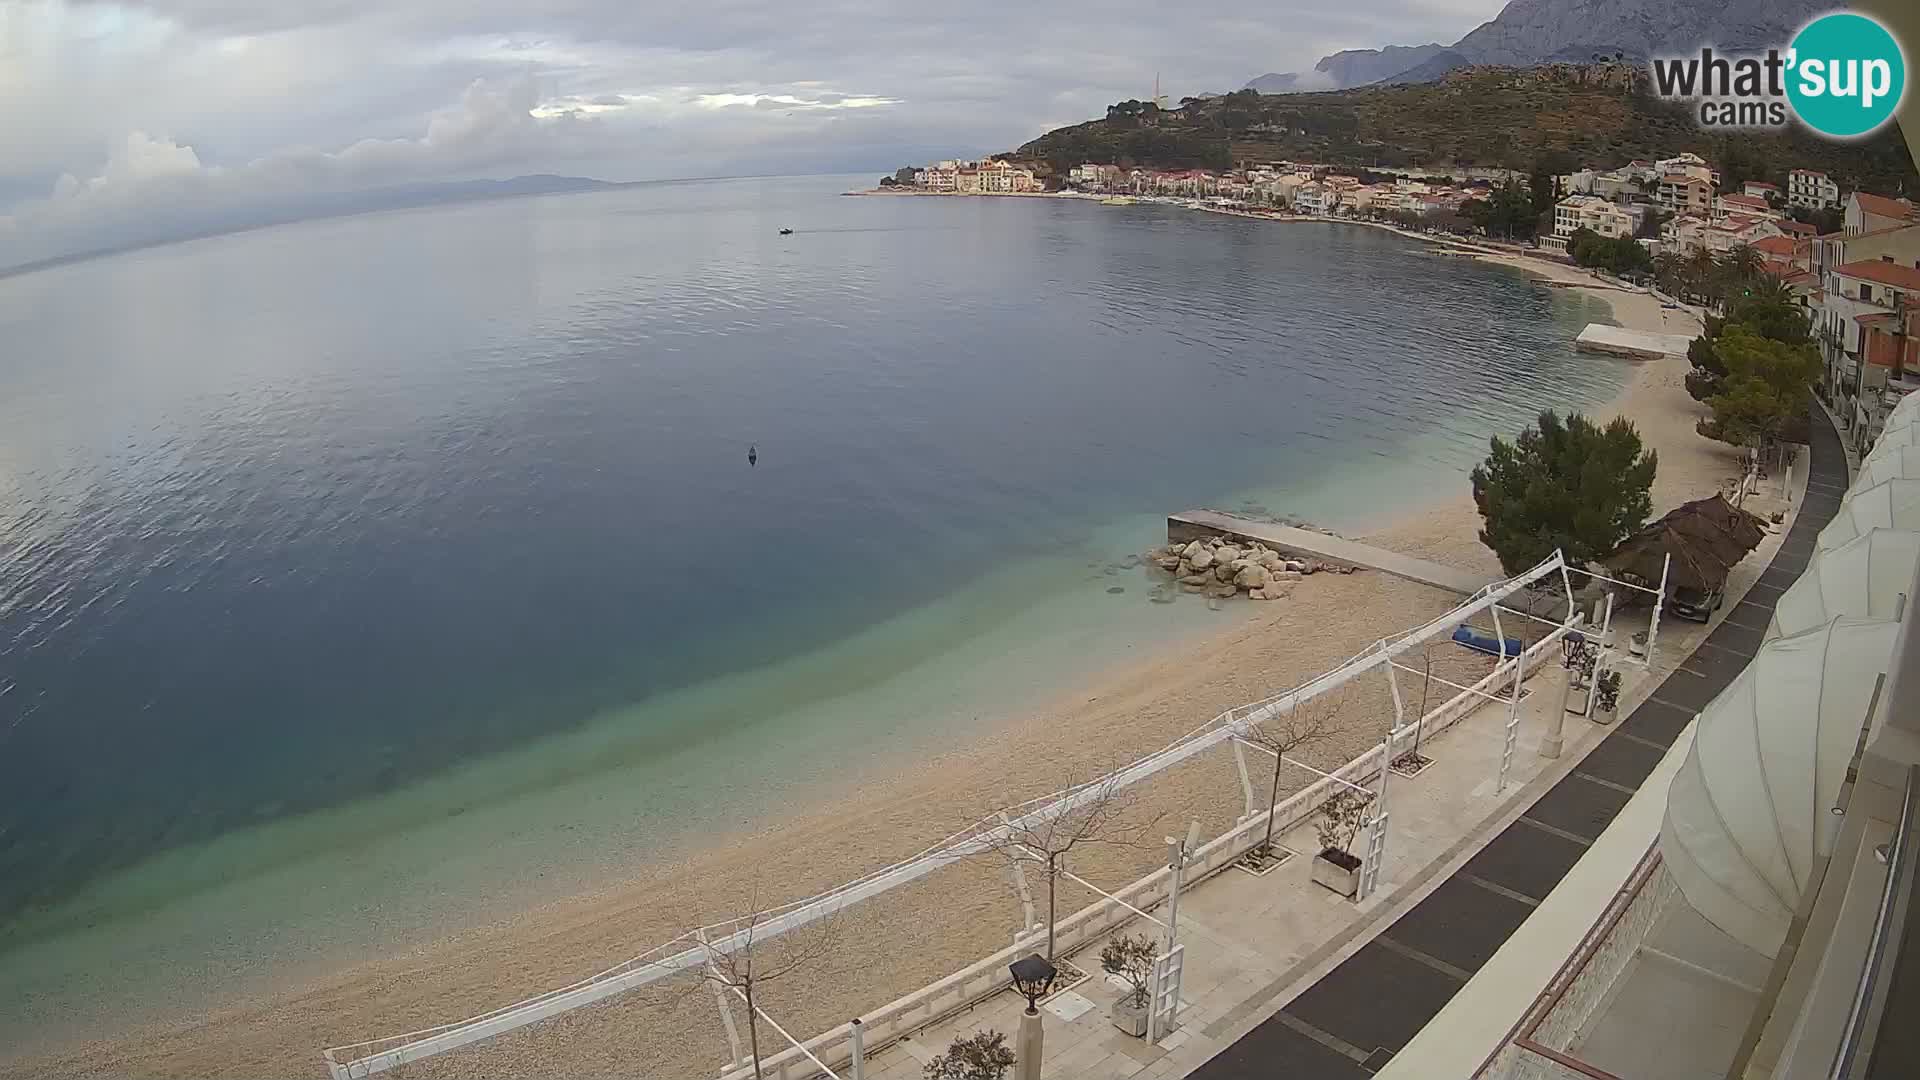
<box><xmin>1147</xmin><ymin>945</ymin><xmax>1186</xmax><ymax>1042</ymax></box>
<box><xmin>849</xmin><ymin>1019</ymin><xmax>864</xmax><ymax>1080</ymax></box>
<box><xmin>1232</xmin><ymin>740</ymin><xmax>1257</xmax><ymax>821</ymax></box>
<box><xmin>1497</xmin><ymin>650</ymin><xmax>1524</xmax><ymax>793</ymax></box>
<box><xmin>1645</xmin><ymin>553</ymin><xmax>1671</xmax><ymax>669</ymax></box>
<box><xmin>1360</xmin><ymin>736</ymin><xmax>1393</xmax><ymax>900</ymax></box>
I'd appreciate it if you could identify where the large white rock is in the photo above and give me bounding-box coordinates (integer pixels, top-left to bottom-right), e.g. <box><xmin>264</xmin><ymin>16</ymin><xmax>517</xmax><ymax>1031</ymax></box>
<box><xmin>1187</xmin><ymin>546</ymin><xmax>1215</xmax><ymax>571</ymax></box>
<box><xmin>1235</xmin><ymin>563</ymin><xmax>1270</xmax><ymax>589</ymax></box>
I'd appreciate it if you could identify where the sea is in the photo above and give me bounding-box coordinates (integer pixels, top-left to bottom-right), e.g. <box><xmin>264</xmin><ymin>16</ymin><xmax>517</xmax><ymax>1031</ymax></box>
<box><xmin>0</xmin><ymin>174</ymin><xmax>1622</xmax><ymax>1047</ymax></box>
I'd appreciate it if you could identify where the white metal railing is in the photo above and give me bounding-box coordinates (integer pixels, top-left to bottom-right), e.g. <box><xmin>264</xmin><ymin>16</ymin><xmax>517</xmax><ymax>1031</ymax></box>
<box><xmin>324</xmin><ymin>551</ymin><xmax>1574</xmax><ymax>1079</ymax></box>
<box><xmin>1830</xmin><ymin>764</ymin><xmax>1918</xmax><ymax>1078</ymax></box>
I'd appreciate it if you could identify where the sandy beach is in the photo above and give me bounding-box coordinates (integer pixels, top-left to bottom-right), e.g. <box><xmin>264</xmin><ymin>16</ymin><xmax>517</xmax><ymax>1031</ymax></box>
<box><xmin>3</xmin><ymin>227</ymin><xmax>1738</xmax><ymax>1080</ymax></box>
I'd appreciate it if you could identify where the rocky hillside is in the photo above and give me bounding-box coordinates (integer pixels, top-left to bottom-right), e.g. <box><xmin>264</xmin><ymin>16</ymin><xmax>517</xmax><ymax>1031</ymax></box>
<box><xmin>1244</xmin><ymin>0</ymin><xmax>1827</xmax><ymax>91</ymax></box>
<box><xmin>1018</xmin><ymin>65</ymin><xmax>1917</xmax><ymax>196</ymax></box>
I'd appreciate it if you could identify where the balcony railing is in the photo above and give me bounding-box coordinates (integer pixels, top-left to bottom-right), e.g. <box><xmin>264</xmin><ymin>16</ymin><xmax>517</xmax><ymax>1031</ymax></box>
<box><xmin>1835</xmin><ymin>765</ymin><xmax>1918</xmax><ymax>1078</ymax></box>
<box><xmin>1475</xmin><ymin>847</ymin><xmax>1672</xmax><ymax>1080</ymax></box>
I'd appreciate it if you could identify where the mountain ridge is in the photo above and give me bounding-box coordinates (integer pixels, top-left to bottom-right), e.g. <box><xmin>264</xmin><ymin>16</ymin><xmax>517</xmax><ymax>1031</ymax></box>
<box><xmin>1244</xmin><ymin>0</ymin><xmax>1829</xmax><ymax>92</ymax></box>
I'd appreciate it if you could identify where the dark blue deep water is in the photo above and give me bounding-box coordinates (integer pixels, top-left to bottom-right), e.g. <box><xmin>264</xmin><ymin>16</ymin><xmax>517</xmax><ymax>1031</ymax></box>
<box><xmin>0</xmin><ymin>175</ymin><xmax>1620</xmax><ymax>961</ymax></box>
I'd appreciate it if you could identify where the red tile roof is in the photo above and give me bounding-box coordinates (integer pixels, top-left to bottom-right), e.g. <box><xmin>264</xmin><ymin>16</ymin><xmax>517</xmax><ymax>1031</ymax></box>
<box><xmin>1720</xmin><ymin>194</ymin><xmax>1771</xmax><ymax>211</ymax></box>
<box><xmin>1745</xmin><ymin>182</ymin><xmax>1781</xmax><ymax>191</ymax></box>
<box><xmin>1751</xmin><ymin>235</ymin><xmax>1800</xmax><ymax>255</ymax></box>
<box><xmin>1855</xmin><ymin>192</ymin><xmax>1917</xmax><ymax>221</ymax></box>
<box><xmin>1778</xmin><ymin>220</ymin><xmax>1817</xmax><ymax>236</ymax></box>
<box><xmin>1834</xmin><ymin>260</ymin><xmax>1920</xmax><ymax>290</ymax></box>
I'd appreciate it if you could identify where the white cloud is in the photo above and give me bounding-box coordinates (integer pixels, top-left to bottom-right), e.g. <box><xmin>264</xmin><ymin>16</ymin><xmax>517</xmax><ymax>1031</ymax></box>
<box><xmin>0</xmin><ymin>0</ymin><xmax>1513</xmax><ymax>265</ymax></box>
<box><xmin>0</xmin><ymin>73</ymin><xmax>598</xmax><ymax>264</ymax></box>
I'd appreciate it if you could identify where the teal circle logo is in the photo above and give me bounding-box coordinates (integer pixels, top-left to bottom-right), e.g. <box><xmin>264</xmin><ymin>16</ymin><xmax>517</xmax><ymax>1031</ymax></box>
<box><xmin>1786</xmin><ymin>13</ymin><xmax>1906</xmax><ymax>138</ymax></box>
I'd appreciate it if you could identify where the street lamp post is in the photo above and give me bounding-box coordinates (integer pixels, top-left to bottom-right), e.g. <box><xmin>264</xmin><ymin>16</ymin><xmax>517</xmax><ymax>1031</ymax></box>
<box><xmin>1009</xmin><ymin>954</ymin><xmax>1058</xmax><ymax>1080</ymax></box>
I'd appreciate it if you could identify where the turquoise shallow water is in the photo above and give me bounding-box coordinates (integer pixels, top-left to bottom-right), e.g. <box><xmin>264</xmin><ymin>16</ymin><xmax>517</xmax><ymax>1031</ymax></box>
<box><xmin>0</xmin><ymin>176</ymin><xmax>1621</xmax><ymax>1043</ymax></box>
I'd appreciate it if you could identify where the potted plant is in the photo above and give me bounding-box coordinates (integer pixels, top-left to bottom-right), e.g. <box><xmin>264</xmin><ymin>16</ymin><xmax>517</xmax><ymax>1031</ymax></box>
<box><xmin>1100</xmin><ymin>934</ymin><xmax>1158</xmax><ymax>1036</ymax></box>
<box><xmin>1310</xmin><ymin>789</ymin><xmax>1374</xmax><ymax>898</ymax></box>
<box><xmin>1593</xmin><ymin>669</ymin><xmax>1622</xmax><ymax>724</ymax></box>
<box><xmin>1572</xmin><ymin>641</ymin><xmax>1599</xmax><ymax>689</ymax></box>
<box><xmin>1629</xmin><ymin>630</ymin><xmax>1648</xmax><ymax>657</ymax></box>
<box><xmin>925</xmin><ymin>1030</ymin><xmax>1016</xmax><ymax>1080</ymax></box>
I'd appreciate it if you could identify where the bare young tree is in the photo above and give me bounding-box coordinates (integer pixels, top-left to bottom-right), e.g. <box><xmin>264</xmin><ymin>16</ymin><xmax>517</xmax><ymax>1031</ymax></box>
<box><xmin>976</xmin><ymin>771</ymin><xmax>1161</xmax><ymax>962</ymax></box>
<box><xmin>685</xmin><ymin>895</ymin><xmax>844</xmax><ymax>1079</ymax></box>
<box><xmin>1236</xmin><ymin>688</ymin><xmax>1346</xmax><ymax>864</ymax></box>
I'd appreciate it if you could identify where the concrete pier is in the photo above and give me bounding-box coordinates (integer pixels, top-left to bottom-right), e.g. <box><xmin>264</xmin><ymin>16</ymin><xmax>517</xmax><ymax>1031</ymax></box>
<box><xmin>1168</xmin><ymin>510</ymin><xmax>1490</xmax><ymax>595</ymax></box>
<box><xmin>1574</xmin><ymin>323</ymin><xmax>1693</xmax><ymax>360</ymax></box>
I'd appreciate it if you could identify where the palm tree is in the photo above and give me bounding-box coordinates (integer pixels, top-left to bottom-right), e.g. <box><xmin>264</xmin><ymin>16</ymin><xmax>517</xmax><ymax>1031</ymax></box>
<box><xmin>1652</xmin><ymin>251</ymin><xmax>1684</xmax><ymax>297</ymax></box>
<box><xmin>1720</xmin><ymin>243</ymin><xmax>1765</xmax><ymax>286</ymax></box>
<box><xmin>1746</xmin><ymin>274</ymin><xmax>1794</xmax><ymax>306</ymax></box>
<box><xmin>1684</xmin><ymin>248</ymin><xmax>1719</xmax><ymax>304</ymax></box>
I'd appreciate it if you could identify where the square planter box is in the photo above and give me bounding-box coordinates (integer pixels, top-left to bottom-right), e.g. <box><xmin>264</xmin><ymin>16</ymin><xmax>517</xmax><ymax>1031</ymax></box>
<box><xmin>1311</xmin><ymin>848</ymin><xmax>1361</xmax><ymax>898</ymax></box>
<box><xmin>1111</xmin><ymin>996</ymin><xmax>1150</xmax><ymax>1037</ymax></box>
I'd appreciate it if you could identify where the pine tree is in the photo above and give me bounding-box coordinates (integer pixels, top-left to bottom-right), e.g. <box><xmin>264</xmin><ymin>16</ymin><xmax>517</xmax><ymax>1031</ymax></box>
<box><xmin>1470</xmin><ymin>411</ymin><xmax>1658</xmax><ymax>575</ymax></box>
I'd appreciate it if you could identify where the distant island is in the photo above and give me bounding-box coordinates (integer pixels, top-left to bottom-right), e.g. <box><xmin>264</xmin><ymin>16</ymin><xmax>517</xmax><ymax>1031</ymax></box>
<box><xmin>0</xmin><ymin>174</ymin><xmax>630</xmax><ymax>280</ymax></box>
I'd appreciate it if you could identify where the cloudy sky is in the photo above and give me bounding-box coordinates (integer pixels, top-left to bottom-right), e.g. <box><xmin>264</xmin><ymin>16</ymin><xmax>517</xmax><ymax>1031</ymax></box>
<box><xmin>0</xmin><ymin>0</ymin><xmax>1507</xmax><ymax>264</ymax></box>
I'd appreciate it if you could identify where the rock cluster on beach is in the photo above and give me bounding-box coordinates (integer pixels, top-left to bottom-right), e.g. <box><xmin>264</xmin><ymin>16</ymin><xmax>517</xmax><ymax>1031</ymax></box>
<box><xmin>1148</xmin><ymin>538</ymin><xmax>1352</xmax><ymax>602</ymax></box>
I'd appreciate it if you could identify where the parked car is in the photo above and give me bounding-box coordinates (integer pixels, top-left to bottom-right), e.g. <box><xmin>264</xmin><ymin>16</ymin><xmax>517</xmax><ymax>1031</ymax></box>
<box><xmin>1670</xmin><ymin>584</ymin><xmax>1724</xmax><ymax>622</ymax></box>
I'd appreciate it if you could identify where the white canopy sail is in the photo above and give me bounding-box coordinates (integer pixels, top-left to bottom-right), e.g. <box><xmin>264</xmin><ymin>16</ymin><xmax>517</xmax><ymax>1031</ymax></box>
<box><xmin>1885</xmin><ymin>388</ymin><xmax>1920</xmax><ymax>430</ymax></box>
<box><xmin>1872</xmin><ymin>418</ymin><xmax>1920</xmax><ymax>454</ymax></box>
<box><xmin>1768</xmin><ymin>529</ymin><xmax>1920</xmax><ymax>639</ymax></box>
<box><xmin>1853</xmin><ymin>444</ymin><xmax>1920</xmax><ymax>492</ymax></box>
<box><xmin>1819</xmin><ymin>479</ymin><xmax>1920</xmax><ymax>551</ymax></box>
<box><xmin>1660</xmin><ymin>617</ymin><xmax>1898</xmax><ymax>956</ymax></box>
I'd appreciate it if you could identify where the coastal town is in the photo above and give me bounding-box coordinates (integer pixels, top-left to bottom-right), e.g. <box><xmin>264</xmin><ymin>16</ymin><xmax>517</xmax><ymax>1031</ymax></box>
<box><xmin>881</xmin><ymin>151</ymin><xmax>1920</xmax><ymax>465</ymax></box>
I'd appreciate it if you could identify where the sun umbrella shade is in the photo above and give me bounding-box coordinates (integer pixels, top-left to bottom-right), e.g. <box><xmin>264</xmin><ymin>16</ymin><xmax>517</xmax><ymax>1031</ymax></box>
<box><xmin>1660</xmin><ymin>617</ymin><xmax>1900</xmax><ymax>956</ymax></box>
<box><xmin>1768</xmin><ymin>528</ymin><xmax>1920</xmax><ymax>639</ymax></box>
<box><xmin>1818</xmin><ymin>479</ymin><xmax>1920</xmax><ymax>551</ymax></box>
<box><xmin>1605</xmin><ymin>494</ymin><xmax>1769</xmax><ymax>593</ymax></box>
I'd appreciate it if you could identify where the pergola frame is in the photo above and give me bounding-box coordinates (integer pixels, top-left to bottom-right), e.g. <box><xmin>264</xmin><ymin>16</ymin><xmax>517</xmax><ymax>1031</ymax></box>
<box><xmin>322</xmin><ymin>551</ymin><xmax>1579</xmax><ymax>1080</ymax></box>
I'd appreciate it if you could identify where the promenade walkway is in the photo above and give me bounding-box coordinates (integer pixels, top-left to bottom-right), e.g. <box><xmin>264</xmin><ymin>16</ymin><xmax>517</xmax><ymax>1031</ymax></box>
<box><xmin>1168</xmin><ymin>511</ymin><xmax>1489</xmax><ymax>595</ymax></box>
<box><xmin>1185</xmin><ymin>401</ymin><xmax>1846</xmax><ymax>1078</ymax></box>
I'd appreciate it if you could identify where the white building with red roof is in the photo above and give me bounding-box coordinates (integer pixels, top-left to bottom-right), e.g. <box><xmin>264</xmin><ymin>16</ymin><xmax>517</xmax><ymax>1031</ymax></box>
<box><xmin>1788</xmin><ymin>168</ymin><xmax>1840</xmax><ymax>210</ymax></box>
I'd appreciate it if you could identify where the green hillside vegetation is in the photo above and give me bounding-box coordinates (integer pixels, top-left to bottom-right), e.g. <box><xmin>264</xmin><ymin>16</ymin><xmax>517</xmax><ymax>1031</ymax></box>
<box><xmin>1014</xmin><ymin>67</ymin><xmax>1917</xmax><ymax>196</ymax></box>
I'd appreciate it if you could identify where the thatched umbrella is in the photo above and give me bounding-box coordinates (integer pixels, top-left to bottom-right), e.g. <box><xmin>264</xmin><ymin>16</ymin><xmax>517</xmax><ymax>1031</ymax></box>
<box><xmin>1605</xmin><ymin>494</ymin><xmax>1769</xmax><ymax>593</ymax></box>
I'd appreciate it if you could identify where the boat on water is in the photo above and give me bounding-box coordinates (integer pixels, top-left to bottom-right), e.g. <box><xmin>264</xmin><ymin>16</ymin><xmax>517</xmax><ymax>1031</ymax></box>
<box><xmin>1099</xmin><ymin>196</ymin><xmax>1136</xmax><ymax>206</ymax></box>
<box><xmin>779</xmin><ymin>228</ymin><xmax>794</xmax><ymax>235</ymax></box>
